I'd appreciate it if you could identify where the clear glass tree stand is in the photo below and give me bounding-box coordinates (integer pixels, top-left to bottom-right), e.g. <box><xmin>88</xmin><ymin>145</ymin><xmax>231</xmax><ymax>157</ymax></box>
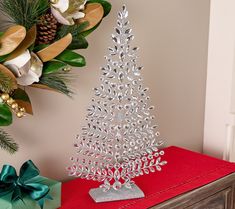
<box><xmin>67</xmin><ymin>5</ymin><xmax>167</xmax><ymax>203</ymax></box>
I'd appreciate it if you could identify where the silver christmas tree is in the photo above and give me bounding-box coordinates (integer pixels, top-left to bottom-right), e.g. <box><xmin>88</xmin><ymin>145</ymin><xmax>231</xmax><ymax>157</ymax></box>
<box><xmin>68</xmin><ymin>5</ymin><xmax>167</xmax><ymax>202</ymax></box>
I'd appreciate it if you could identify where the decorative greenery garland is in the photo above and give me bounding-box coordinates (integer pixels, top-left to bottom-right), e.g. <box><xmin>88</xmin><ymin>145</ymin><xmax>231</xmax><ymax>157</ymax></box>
<box><xmin>0</xmin><ymin>0</ymin><xmax>111</xmax><ymax>153</ymax></box>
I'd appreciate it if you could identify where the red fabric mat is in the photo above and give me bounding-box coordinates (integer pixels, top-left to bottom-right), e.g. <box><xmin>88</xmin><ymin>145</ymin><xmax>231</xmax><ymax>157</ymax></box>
<box><xmin>60</xmin><ymin>146</ymin><xmax>235</xmax><ymax>209</ymax></box>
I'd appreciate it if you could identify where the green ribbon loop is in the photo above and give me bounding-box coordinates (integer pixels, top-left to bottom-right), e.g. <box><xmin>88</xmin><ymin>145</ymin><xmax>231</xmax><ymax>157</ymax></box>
<box><xmin>0</xmin><ymin>160</ymin><xmax>52</xmax><ymax>209</ymax></box>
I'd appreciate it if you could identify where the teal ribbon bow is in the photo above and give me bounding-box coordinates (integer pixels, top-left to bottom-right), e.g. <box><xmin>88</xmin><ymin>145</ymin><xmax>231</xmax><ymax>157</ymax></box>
<box><xmin>0</xmin><ymin>160</ymin><xmax>52</xmax><ymax>209</ymax></box>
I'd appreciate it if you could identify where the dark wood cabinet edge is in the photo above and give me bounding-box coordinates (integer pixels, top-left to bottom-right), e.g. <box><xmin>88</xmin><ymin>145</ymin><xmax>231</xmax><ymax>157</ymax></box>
<box><xmin>150</xmin><ymin>173</ymin><xmax>235</xmax><ymax>209</ymax></box>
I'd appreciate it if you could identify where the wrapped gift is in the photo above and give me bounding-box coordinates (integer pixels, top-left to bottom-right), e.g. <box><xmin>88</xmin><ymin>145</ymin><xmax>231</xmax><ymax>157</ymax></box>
<box><xmin>0</xmin><ymin>160</ymin><xmax>61</xmax><ymax>209</ymax></box>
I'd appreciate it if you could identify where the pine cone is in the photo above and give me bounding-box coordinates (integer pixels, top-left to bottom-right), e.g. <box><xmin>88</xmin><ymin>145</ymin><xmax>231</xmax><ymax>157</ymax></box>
<box><xmin>37</xmin><ymin>13</ymin><xmax>58</xmax><ymax>44</ymax></box>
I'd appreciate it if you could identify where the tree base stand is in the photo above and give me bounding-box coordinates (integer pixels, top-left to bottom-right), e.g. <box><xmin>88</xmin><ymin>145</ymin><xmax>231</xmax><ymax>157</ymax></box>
<box><xmin>89</xmin><ymin>184</ymin><xmax>145</xmax><ymax>203</ymax></box>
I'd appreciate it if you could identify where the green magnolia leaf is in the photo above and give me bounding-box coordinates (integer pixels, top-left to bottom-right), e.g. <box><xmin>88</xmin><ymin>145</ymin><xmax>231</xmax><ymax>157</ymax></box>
<box><xmin>0</xmin><ymin>54</ymin><xmax>9</xmax><ymax>62</ymax></box>
<box><xmin>87</xmin><ymin>0</ymin><xmax>112</xmax><ymax>17</ymax></box>
<box><xmin>76</xmin><ymin>21</ymin><xmax>90</xmax><ymax>33</ymax></box>
<box><xmin>55</xmin><ymin>50</ymin><xmax>86</xmax><ymax>67</ymax></box>
<box><xmin>43</xmin><ymin>61</ymin><xmax>68</xmax><ymax>74</ymax></box>
<box><xmin>0</xmin><ymin>102</ymin><xmax>12</xmax><ymax>126</ymax></box>
<box><xmin>56</xmin><ymin>22</ymin><xmax>89</xmax><ymax>41</ymax></box>
<box><xmin>81</xmin><ymin>22</ymin><xmax>100</xmax><ymax>37</ymax></box>
<box><xmin>0</xmin><ymin>32</ymin><xmax>6</xmax><ymax>62</ymax></box>
<box><xmin>0</xmin><ymin>32</ymin><xmax>9</xmax><ymax>61</ymax></box>
<box><xmin>11</xmin><ymin>88</ymin><xmax>33</xmax><ymax>115</ymax></box>
<box><xmin>81</xmin><ymin>1</ymin><xmax>111</xmax><ymax>37</ymax></box>
<box><xmin>67</xmin><ymin>35</ymin><xmax>89</xmax><ymax>50</ymax></box>
<box><xmin>28</xmin><ymin>43</ymin><xmax>35</xmax><ymax>51</ymax></box>
<box><xmin>33</xmin><ymin>44</ymin><xmax>49</xmax><ymax>52</ymax></box>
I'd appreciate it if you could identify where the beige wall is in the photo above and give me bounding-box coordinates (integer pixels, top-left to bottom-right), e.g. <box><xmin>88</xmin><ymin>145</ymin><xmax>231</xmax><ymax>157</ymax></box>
<box><xmin>0</xmin><ymin>0</ymin><xmax>210</xmax><ymax>181</ymax></box>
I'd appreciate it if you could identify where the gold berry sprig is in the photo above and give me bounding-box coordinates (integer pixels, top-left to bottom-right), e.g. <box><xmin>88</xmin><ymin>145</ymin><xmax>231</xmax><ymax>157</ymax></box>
<box><xmin>0</xmin><ymin>93</ymin><xmax>26</xmax><ymax>118</ymax></box>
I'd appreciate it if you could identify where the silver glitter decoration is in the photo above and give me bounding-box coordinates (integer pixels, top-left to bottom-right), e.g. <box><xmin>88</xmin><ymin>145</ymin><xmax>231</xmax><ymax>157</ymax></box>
<box><xmin>67</xmin><ymin>5</ymin><xmax>167</xmax><ymax>201</ymax></box>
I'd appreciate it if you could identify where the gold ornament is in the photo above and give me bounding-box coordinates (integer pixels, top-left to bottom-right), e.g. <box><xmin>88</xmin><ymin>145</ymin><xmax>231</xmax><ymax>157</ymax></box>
<box><xmin>1</xmin><ymin>93</ymin><xmax>26</xmax><ymax>119</ymax></box>
<box><xmin>20</xmin><ymin>107</ymin><xmax>26</xmax><ymax>112</ymax></box>
<box><xmin>6</xmin><ymin>98</ymin><xmax>14</xmax><ymax>105</ymax></box>
<box><xmin>63</xmin><ymin>66</ymin><xmax>71</xmax><ymax>72</ymax></box>
<box><xmin>1</xmin><ymin>93</ymin><xmax>10</xmax><ymax>101</ymax></box>
<box><xmin>16</xmin><ymin>112</ymin><xmax>24</xmax><ymax>118</ymax></box>
<box><xmin>11</xmin><ymin>102</ymin><xmax>18</xmax><ymax>110</ymax></box>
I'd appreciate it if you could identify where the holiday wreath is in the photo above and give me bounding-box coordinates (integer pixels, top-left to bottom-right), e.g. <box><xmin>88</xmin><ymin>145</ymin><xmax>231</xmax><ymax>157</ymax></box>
<box><xmin>0</xmin><ymin>0</ymin><xmax>111</xmax><ymax>153</ymax></box>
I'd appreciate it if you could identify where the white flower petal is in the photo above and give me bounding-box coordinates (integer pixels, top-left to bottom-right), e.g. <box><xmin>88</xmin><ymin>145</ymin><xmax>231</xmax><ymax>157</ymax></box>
<box><xmin>30</xmin><ymin>52</ymin><xmax>43</xmax><ymax>78</ymax></box>
<box><xmin>4</xmin><ymin>50</ymin><xmax>31</xmax><ymax>77</ymax></box>
<box><xmin>79</xmin><ymin>0</ymin><xmax>87</xmax><ymax>10</ymax></box>
<box><xmin>4</xmin><ymin>50</ymin><xmax>30</xmax><ymax>68</ymax></box>
<box><xmin>15</xmin><ymin>52</ymin><xmax>43</xmax><ymax>86</ymax></box>
<box><xmin>51</xmin><ymin>7</ymin><xmax>74</xmax><ymax>25</ymax></box>
<box><xmin>71</xmin><ymin>11</ymin><xmax>85</xmax><ymax>19</ymax></box>
<box><xmin>17</xmin><ymin>70</ymin><xmax>40</xmax><ymax>86</ymax></box>
<box><xmin>51</xmin><ymin>0</ymin><xmax>69</xmax><ymax>13</ymax></box>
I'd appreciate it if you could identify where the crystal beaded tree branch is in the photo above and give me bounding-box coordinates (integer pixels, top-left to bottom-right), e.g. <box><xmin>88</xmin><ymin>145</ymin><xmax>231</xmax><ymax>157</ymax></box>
<box><xmin>68</xmin><ymin>5</ymin><xmax>167</xmax><ymax>202</ymax></box>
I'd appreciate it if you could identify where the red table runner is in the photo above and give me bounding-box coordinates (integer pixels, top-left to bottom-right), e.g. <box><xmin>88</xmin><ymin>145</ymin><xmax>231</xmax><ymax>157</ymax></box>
<box><xmin>60</xmin><ymin>146</ymin><xmax>235</xmax><ymax>209</ymax></box>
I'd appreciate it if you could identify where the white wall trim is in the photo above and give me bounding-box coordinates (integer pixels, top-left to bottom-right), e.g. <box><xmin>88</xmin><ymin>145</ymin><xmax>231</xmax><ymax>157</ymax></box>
<box><xmin>203</xmin><ymin>0</ymin><xmax>235</xmax><ymax>160</ymax></box>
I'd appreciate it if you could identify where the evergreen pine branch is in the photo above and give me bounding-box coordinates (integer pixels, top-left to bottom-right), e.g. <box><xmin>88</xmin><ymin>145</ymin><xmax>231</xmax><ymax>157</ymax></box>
<box><xmin>0</xmin><ymin>129</ymin><xmax>18</xmax><ymax>154</ymax></box>
<box><xmin>0</xmin><ymin>0</ymin><xmax>49</xmax><ymax>30</ymax></box>
<box><xmin>0</xmin><ymin>71</ymin><xmax>15</xmax><ymax>93</ymax></box>
<box><xmin>39</xmin><ymin>71</ymin><xmax>74</xmax><ymax>97</ymax></box>
<box><xmin>56</xmin><ymin>22</ymin><xmax>89</xmax><ymax>40</ymax></box>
